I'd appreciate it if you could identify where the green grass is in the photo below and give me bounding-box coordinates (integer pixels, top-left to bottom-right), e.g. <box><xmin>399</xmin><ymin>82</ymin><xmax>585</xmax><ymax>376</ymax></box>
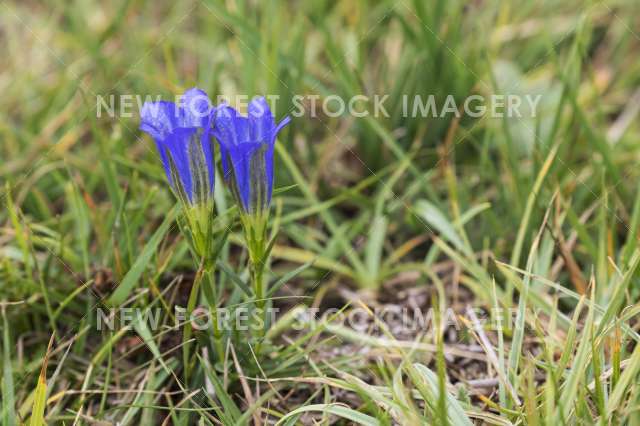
<box><xmin>2</xmin><ymin>0</ymin><xmax>640</xmax><ymax>424</ymax></box>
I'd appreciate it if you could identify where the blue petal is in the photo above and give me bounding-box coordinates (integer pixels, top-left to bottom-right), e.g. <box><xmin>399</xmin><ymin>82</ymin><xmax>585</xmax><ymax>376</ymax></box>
<box><xmin>214</xmin><ymin>105</ymin><xmax>250</xmax><ymax>146</ymax></box>
<box><xmin>271</xmin><ymin>116</ymin><xmax>291</xmax><ymax>144</ymax></box>
<box><xmin>213</xmin><ymin>105</ymin><xmax>250</xmax><ymax>180</ymax></box>
<box><xmin>139</xmin><ymin>88</ymin><xmax>216</xmax><ymax>205</ymax></box>
<box><xmin>248</xmin><ymin>97</ymin><xmax>274</xmax><ymax>143</ymax></box>
<box><xmin>226</xmin><ymin>142</ymin><xmax>262</xmax><ymax>211</ymax></box>
<box><xmin>160</xmin><ymin>128</ymin><xmax>198</xmax><ymax>201</ymax></box>
<box><xmin>218</xmin><ymin>141</ymin><xmax>231</xmax><ymax>181</ymax></box>
<box><xmin>264</xmin><ymin>116</ymin><xmax>290</xmax><ymax>204</ymax></box>
<box><xmin>179</xmin><ymin>88</ymin><xmax>213</xmax><ymax>128</ymax></box>
<box><xmin>212</xmin><ymin>100</ymin><xmax>292</xmax><ymax>214</ymax></box>
<box><xmin>199</xmin><ymin>121</ymin><xmax>215</xmax><ymax>194</ymax></box>
<box><xmin>140</xmin><ymin>101</ymin><xmax>178</xmax><ymax>140</ymax></box>
<box><xmin>140</xmin><ymin>101</ymin><xmax>178</xmax><ymax>183</ymax></box>
<box><xmin>264</xmin><ymin>142</ymin><xmax>275</xmax><ymax>203</ymax></box>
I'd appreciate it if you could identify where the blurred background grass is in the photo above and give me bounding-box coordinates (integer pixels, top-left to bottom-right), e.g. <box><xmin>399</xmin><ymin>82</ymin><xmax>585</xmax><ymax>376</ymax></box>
<box><xmin>2</xmin><ymin>0</ymin><xmax>640</xmax><ymax>424</ymax></box>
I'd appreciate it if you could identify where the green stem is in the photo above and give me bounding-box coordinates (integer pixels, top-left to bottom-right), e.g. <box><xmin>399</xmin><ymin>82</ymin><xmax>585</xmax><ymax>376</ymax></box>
<box><xmin>183</xmin><ymin>265</ymin><xmax>203</xmax><ymax>383</ymax></box>
<box><xmin>242</xmin><ymin>213</ymin><xmax>270</xmax><ymax>354</ymax></box>
<box><xmin>205</xmin><ymin>268</ymin><xmax>226</xmax><ymax>363</ymax></box>
<box><xmin>252</xmin><ymin>262</ymin><xmax>267</xmax><ymax>356</ymax></box>
<box><xmin>254</xmin><ymin>265</ymin><xmax>265</xmax><ymax>311</ymax></box>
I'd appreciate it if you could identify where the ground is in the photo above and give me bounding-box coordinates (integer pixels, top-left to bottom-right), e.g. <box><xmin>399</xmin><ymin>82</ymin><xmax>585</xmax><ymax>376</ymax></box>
<box><xmin>1</xmin><ymin>0</ymin><xmax>640</xmax><ymax>424</ymax></box>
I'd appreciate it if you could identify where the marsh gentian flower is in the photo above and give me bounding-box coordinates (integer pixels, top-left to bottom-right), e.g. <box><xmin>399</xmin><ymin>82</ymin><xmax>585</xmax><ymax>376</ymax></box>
<box><xmin>213</xmin><ymin>97</ymin><xmax>290</xmax><ymax>216</ymax></box>
<box><xmin>140</xmin><ymin>88</ymin><xmax>216</xmax><ymax>257</ymax></box>
<box><xmin>213</xmin><ymin>97</ymin><xmax>290</xmax><ymax>321</ymax></box>
<box><xmin>140</xmin><ymin>88</ymin><xmax>215</xmax><ymax>206</ymax></box>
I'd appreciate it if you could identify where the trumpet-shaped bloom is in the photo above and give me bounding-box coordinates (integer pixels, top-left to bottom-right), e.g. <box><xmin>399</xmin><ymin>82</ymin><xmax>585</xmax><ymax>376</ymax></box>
<box><xmin>140</xmin><ymin>88</ymin><xmax>215</xmax><ymax>205</ymax></box>
<box><xmin>213</xmin><ymin>97</ymin><xmax>291</xmax><ymax>215</ymax></box>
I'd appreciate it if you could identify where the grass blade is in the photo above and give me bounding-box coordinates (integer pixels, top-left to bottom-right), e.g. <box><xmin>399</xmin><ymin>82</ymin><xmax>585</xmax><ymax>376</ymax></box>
<box><xmin>276</xmin><ymin>403</ymin><xmax>380</xmax><ymax>426</ymax></box>
<box><xmin>107</xmin><ymin>206</ymin><xmax>176</xmax><ymax>306</ymax></box>
<box><xmin>28</xmin><ymin>335</ymin><xmax>54</xmax><ymax>426</ymax></box>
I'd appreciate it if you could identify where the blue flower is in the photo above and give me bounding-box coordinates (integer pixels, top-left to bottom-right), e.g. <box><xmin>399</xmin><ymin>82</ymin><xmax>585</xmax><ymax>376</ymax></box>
<box><xmin>212</xmin><ymin>97</ymin><xmax>291</xmax><ymax>215</ymax></box>
<box><xmin>140</xmin><ymin>88</ymin><xmax>215</xmax><ymax>206</ymax></box>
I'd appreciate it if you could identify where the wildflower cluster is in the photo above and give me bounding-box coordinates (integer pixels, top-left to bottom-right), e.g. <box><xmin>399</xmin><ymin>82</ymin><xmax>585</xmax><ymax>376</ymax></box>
<box><xmin>139</xmin><ymin>88</ymin><xmax>290</xmax><ymax>352</ymax></box>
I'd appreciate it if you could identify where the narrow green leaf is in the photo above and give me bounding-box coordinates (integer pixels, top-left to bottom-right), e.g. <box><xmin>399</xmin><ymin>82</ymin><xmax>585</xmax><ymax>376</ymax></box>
<box><xmin>276</xmin><ymin>403</ymin><xmax>380</xmax><ymax>426</ymax></box>
<box><xmin>217</xmin><ymin>261</ymin><xmax>253</xmax><ymax>297</ymax></box>
<box><xmin>2</xmin><ymin>309</ymin><xmax>16</xmax><ymax>426</ymax></box>
<box><xmin>364</xmin><ymin>214</ymin><xmax>388</xmax><ymax>285</ymax></box>
<box><xmin>29</xmin><ymin>335</ymin><xmax>54</xmax><ymax>426</ymax></box>
<box><xmin>412</xmin><ymin>364</ymin><xmax>473</xmax><ymax>426</ymax></box>
<box><xmin>267</xmin><ymin>261</ymin><xmax>313</xmax><ymax>297</ymax></box>
<box><xmin>107</xmin><ymin>206</ymin><xmax>176</xmax><ymax>306</ymax></box>
<box><xmin>414</xmin><ymin>200</ymin><xmax>467</xmax><ymax>253</ymax></box>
